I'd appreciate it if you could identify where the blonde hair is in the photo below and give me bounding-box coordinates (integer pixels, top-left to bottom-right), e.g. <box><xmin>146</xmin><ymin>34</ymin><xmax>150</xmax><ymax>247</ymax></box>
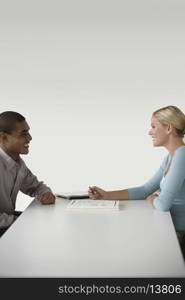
<box><xmin>153</xmin><ymin>106</ymin><xmax>185</xmax><ymax>137</ymax></box>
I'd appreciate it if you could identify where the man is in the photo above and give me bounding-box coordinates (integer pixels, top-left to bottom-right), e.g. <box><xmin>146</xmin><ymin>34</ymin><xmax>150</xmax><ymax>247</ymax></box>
<box><xmin>0</xmin><ymin>111</ymin><xmax>55</xmax><ymax>237</ymax></box>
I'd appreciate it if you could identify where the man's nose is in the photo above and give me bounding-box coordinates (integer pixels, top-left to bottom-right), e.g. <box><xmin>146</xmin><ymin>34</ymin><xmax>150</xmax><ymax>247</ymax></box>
<box><xmin>27</xmin><ymin>133</ymin><xmax>32</xmax><ymax>141</ymax></box>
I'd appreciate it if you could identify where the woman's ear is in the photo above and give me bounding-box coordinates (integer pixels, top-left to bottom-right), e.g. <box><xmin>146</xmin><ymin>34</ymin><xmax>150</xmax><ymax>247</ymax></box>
<box><xmin>167</xmin><ymin>123</ymin><xmax>173</xmax><ymax>134</ymax></box>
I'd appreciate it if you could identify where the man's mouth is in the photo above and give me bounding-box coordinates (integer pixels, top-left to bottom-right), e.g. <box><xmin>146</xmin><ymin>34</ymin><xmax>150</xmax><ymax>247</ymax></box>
<box><xmin>24</xmin><ymin>143</ymin><xmax>29</xmax><ymax>148</ymax></box>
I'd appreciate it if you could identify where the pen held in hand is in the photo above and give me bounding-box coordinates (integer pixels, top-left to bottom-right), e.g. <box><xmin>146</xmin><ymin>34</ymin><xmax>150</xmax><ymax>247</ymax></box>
<box><xmin>89</xmin><ymin>187</ymin><xmax>99</xmax><ymax>200</ymax></box>
<box><xmin>89</xmin><ymin>186</ymin><xmax>95</xmax><ymax>195</ymax></box>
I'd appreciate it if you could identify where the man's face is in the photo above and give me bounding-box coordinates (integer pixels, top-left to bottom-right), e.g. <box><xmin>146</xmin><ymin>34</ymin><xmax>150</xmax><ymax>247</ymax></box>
<box><xmin>3</xmin><ymin>121</ymin><xmax>32</xmax><ymax>160</ymax></box>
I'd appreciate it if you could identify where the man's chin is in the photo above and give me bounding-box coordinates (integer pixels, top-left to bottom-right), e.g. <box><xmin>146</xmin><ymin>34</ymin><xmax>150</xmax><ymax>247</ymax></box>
<box><xmin>20</xmin><ymin>149</ymin><xmax>29</xmax><ymax>154</ymax></box>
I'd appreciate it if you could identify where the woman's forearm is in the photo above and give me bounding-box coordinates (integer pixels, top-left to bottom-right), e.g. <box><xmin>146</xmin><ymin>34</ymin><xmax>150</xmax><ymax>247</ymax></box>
<box><xmin>107</xmin><ymin>189</ymin><xmax>129</xmax><ymax>200</ymax></box>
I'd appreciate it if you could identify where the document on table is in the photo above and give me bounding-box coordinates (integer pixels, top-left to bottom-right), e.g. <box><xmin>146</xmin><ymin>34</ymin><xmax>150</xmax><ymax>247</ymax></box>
<box><xmin>66</xmin><ymin>199</ymin><xmax>119</xmax><ymax>210</ymax></box>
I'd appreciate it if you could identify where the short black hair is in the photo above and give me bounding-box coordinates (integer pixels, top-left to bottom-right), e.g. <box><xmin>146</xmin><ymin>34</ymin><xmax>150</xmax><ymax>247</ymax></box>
<box><xmin>0</xmin><ymin>111</ymin><xmax>26</xmax><ymax>134</ymax></box>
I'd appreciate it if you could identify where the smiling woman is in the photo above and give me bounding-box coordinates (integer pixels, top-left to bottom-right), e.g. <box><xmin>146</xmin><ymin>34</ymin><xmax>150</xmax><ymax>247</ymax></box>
<box><xmin>89</xmin><ymin>105</ymin><xmax>185</xmax><ymax>258</ymax></box>
<box><xmin>150</xmin><ymin>106</ymin><xmax>185</xmax><ymax>148</ymax></box>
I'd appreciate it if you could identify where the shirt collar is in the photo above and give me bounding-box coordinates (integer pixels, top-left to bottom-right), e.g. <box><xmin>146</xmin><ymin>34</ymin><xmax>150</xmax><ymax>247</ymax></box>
<box><xmin>0</xmin><ymin>147</ymin><xmax>20</xmax><ymax>170</ymax></box>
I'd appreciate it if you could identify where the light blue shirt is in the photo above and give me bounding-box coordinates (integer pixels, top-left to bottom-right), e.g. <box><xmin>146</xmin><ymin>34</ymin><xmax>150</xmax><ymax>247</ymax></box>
<box><xmin>128</xmin><ymin>146</ymin><xmax>185</xmax><ymax>231</ymax></box>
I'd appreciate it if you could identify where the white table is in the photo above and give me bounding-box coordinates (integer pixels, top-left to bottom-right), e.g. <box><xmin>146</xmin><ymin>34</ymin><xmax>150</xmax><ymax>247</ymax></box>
<box><xmin>0</xmin><ymin>198</ymin><xmax>185</xmax><ymax>277</ymax></box>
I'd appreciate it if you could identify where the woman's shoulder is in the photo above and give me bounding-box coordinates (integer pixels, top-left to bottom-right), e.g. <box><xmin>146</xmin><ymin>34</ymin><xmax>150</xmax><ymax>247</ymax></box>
<box><xmin>174</xmin><ymin>146</ymin><xmax>185</xmax><ymax>156</ymax></box>
<box><xmin>173</xmin><ymin>146</ymin><xmax>185</xmax><ymax>162</ymax></box>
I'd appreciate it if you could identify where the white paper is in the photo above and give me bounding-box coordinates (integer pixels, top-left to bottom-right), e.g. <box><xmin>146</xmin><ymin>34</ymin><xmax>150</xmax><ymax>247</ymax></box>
<box><xmin>66</xmin><ymin>199</ymin><xmax>119</xmax><ymax>210</ymax></box>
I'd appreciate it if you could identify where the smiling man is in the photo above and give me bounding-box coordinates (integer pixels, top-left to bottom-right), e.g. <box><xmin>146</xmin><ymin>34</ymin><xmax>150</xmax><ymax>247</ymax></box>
<box><xmin>0</xmin><ymin>111</ymin><xmax>55</xmax><ymax>237</ymax></box>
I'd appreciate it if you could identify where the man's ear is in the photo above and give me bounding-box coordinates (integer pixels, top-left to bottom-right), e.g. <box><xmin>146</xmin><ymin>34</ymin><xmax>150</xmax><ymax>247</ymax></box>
<box><xmin>0</xmin><ymin>131</ymin><xmax>8</xmax><ymax>142</ymax></box>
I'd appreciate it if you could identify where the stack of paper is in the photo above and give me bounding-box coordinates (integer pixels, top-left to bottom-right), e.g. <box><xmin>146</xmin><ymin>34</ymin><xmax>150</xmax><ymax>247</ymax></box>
<box><xmin>66</xmin><ymin>199</ymin><xmax>119</xmax><ymax>210</ymax></box>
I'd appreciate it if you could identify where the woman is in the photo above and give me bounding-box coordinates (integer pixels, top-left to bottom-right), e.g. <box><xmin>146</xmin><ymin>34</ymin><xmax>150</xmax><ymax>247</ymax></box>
<box><xmin>89</xmin><ymin>106</ymin><xmax>185</xmax><ymax>255</ymax></box>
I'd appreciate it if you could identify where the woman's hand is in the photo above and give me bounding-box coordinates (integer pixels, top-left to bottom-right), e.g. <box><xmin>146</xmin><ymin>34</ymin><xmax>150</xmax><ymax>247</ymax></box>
<box><xmin>88</xmin><ymin>186</ymin><xmax>108</xmax><ymax>200</ymax></box>
<box><xmin>146</xmin><ymin>193</ymin><xmax>158</xmax><ymax>206</ymax></box>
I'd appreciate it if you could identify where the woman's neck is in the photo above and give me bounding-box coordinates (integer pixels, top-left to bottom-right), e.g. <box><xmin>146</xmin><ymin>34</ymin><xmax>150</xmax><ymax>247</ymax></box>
<box><xmin>164</xmin><ymin>138</ymin><xmax>185</xmax><ymax>157</ymax></box>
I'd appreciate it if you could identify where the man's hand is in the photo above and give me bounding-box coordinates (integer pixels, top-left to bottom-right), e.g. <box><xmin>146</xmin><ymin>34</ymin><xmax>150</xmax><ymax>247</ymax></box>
<box><xmin>146</xmin><ymin>193</ymin><xmax>158</xmax><ymax>206</ymax></box>
<box><xmin>38</xmin><ymin>192</ymin><xmax>56</xmax><ymax>205</ymax></box>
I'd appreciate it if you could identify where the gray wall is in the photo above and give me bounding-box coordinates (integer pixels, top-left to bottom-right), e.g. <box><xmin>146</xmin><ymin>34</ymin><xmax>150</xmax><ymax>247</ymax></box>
<box><xmin>0</xmin><ymin>0</ymin><xmax>184</xmax><ymax>210</ymax></box>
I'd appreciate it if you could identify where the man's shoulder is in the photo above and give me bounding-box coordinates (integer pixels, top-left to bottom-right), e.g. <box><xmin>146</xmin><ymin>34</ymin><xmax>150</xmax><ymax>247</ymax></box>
<box><xmin>19</xmin><ymin>157</ymin><xmax>28</xmax><ymax>169</ymax></box>
<box><xmin>0</xmin><ymin>155</ymin><xmax>6</xmax><ymax>167</ymax></box>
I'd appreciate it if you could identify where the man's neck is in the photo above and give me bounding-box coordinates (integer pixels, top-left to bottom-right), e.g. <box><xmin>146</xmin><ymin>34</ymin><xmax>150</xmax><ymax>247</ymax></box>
<box><xmin>0</xmin><ymin>145</ymin><xmax>20</xmax><ymax>161</ymax></box>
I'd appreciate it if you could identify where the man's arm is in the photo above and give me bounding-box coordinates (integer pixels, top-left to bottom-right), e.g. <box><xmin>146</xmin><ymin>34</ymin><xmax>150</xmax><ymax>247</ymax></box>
<box><xmin>20</xmin><ymin>167</ymin><xmax>55</xmax><ymax>204</ymax></box>
<box><xmin>0</xmin><ymin>212</ymin><xmax>15</xmax><ymax>229</ymax></box>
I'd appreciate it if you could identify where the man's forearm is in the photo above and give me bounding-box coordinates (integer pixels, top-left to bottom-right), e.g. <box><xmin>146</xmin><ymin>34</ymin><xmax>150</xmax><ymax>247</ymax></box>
<box><xmin>0</xmin><ymin>212</ymin><xmax>14</xmax><ymax>229</ymax></box>
<box><xmin>36</xmin><ymin>183</ymin><xmax>52</xmax><ymax>197</ymax></box>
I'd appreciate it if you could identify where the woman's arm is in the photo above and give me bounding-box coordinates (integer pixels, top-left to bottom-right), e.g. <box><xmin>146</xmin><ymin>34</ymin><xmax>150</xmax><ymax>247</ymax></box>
<box><xmin>153</xmin><ymin>147</ymin><xmax>185</xmax><ymax>211</ymax></box>
<box><xmin>89</xmin><ymin>186</ymin><xmax>129</xmax><ymax>200</ymax></box>
<box><xmin>128</xmin><ymin>155</ymin><xmax>168</xmax><ymax>200</ymax></box>
<box><xmin>89</xmin><ymin>155</ymin><xmax>168</xmax><ymax>200</ymax></box>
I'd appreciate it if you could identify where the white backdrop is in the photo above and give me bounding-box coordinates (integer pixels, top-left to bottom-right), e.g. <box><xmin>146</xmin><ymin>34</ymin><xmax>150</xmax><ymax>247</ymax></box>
<box><xmin>0</xmin><ymin>0</ymin><xmax>184</xmax><ymax>210</ymax></box>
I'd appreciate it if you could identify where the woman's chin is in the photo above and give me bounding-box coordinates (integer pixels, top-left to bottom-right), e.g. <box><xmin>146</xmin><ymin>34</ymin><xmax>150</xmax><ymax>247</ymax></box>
<box><xmin>152</xmin><ymin>140</ymin><xmax>158</xmax><ymax>147</ymax></box>
<box><xmin>153</xmin><ymin>142</ymin><xmax>161</xmax><ymax>147</ymax></box>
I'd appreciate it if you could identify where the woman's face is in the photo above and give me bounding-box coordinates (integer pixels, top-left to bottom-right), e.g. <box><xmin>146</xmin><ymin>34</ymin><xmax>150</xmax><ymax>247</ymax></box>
<box><xmin>148</xmin><ymin>116</ymin><xmax>169</xmax><ymax>147</ymax></box>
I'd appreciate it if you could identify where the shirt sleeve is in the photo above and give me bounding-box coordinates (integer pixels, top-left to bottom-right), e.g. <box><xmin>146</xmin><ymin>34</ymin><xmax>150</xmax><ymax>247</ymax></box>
<box><xmin>154</xmin><ymin>147</ymin><xmax>185</xmax><ymax>211</ymax></box>
<box><xmin>128</xmin><ymin>155</ymin><xmax>168</xmax><ymax>200</ymax></box>
<box><xmin>0</xmin><ymin>212</ymin><xmax>14</xmax><ymax>229</ymax></box>
<box><xmin>20</xmin><ymin>167</ymin><xmax>52</xmax><ymax>197</ymax></box>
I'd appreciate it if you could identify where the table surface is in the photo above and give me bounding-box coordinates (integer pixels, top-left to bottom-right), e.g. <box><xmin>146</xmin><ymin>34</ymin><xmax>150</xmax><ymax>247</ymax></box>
<box><xmin>0</xmin><ymin>198</ymin><xmax>185</xmax><ymax>277</ymax></box>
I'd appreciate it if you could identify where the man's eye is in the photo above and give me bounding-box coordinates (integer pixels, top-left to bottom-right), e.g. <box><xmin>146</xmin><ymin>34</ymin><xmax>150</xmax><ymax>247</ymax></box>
<box><xmin>21</xmin><ymin>132</ymin><xmax>28</xmax><ymax>137</ymax></box>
